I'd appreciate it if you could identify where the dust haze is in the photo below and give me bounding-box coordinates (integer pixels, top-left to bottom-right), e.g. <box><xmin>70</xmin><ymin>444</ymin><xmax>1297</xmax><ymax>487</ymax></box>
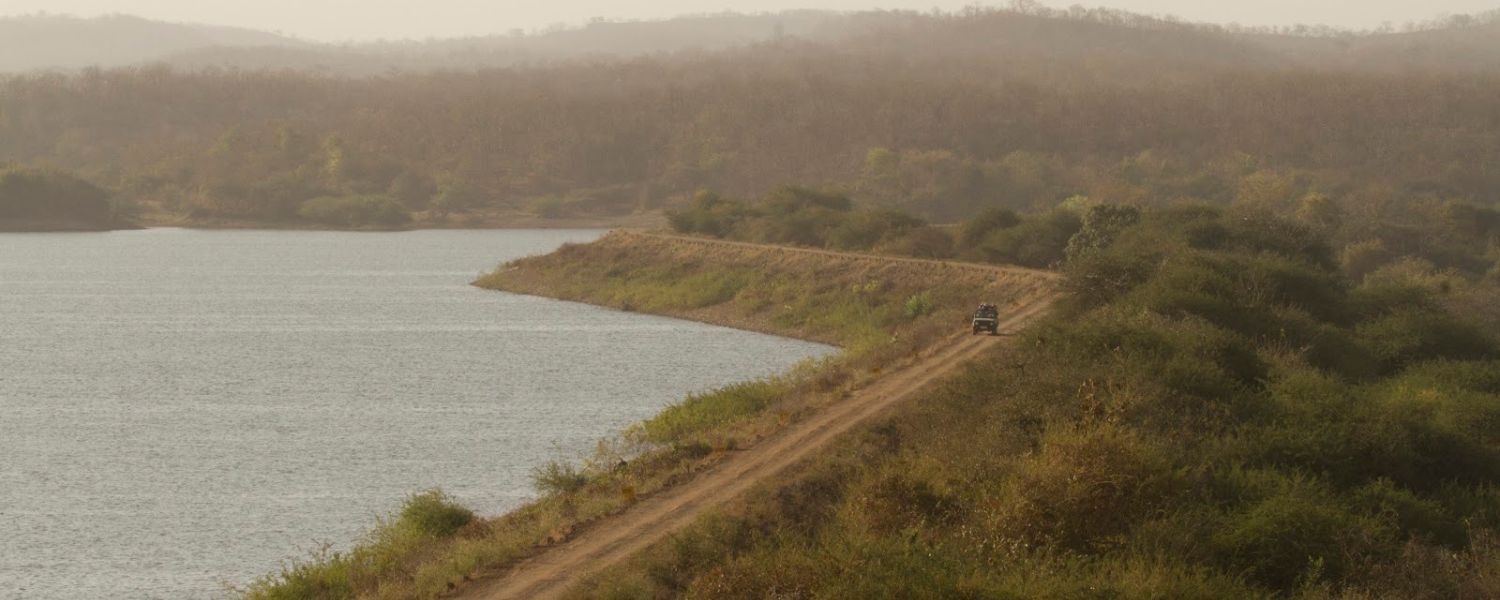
<box><xmin>0</xmin><ymin>0</ymin><xmax>1495</xmax><ymax>40</ymax></box>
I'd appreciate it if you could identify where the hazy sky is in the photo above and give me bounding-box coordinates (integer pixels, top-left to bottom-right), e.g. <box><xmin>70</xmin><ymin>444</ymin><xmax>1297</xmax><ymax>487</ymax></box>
<box><xmin>1</xmin><ymin>0</ymin><xmax>1496</xmax><ymax>41</ymax></box>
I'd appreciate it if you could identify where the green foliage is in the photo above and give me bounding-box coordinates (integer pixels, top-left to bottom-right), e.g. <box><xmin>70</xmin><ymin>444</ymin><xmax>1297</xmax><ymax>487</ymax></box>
<box><xmin>1065</xmin><ymin>203</ymin><xmax>1141</xmax><ymax>262</ymax></box>
<box><xmin>667</xmin><ymin>191</ymin><xmax>746</xmax><ymax>237</ymax></box>
<box><xmin>399</xmin><ymin>490</ymin><xmax>475</xmax><ymax>538</ymax></box>
<box><xmin>876</xmin><ymin>226</ymin><xmax>955</xmax><ymax>259</ymax></box>
<box><xmin>0</xmin><ymin>167</ymin><xmax>114</xmax><ymax>226</ymax></box>
<box><xmin>572</xmin><ymin>203</ymin><xmax>1500</xmax><ymax>599</ymax></box>
<box><xmin>528</xmin><ymin>195</ymin><xmax>568</xmax><ymax>218</ymax></box>
<box><xmin>241</xmin><ymin>489</ymin><xmax>475</xmax><ymax>600</ymax></box>
<box><xmin>991</xmin><ymin>424</ymin><xmax>1175</xmax><ymax>551</ymax></box>
<box><xmin>296</xmin><ymin>195</ymin><xmax>410</xmax><ymax>227</ymax></box>
<box><xmin>432</xmin><ymin>175</ymin><xmax>480</xmax><ymax>215</ymax></box>
<box><xmin>386</xmin><ymin>171</ymin><xmax>435</xmax><ymax>210</ymax></box>
<box><xmin>827</xmin><ymin>209</ymin><xmax>924</xmax><ymax>250</ymax></box>
<box><xmin>902</xmin><ymin>292</ymin><xmax>934</xmax><ymax>319</ymax></box>
<box><xmin>641</xmin><ymin>380</ymin><xmax>785</xmax><ymax>444</ymax></box>
<box><xmin>1357</xmin><ymin>308</ymin><xmax>1497</xmax><ymax>371</ymax></box>
<box><xmin>532</xmin><ymin>461</ymin><xmax>590</xmax><ymax>495</ymax></box>
<box><xmin>668</xmin><ymin>186</ymin><xmax>953</xmax><ymax>256</ymax></box>
<box><xmin>1211</xmin><ymin>482</ymin><xmax>1376</xmax><ymax>589</ymax></box>
<box><xmin>974</xmin><ymin>208</ymin><xmax>1082</xmax><ymax>268</ymax></box>
<box><xmin>11</xmin><ymin>9</ymin><xmax>1500</xmax><ymax>228</ymax></box>
<box><xmin>957</xmin><ymin>207</ymin><xmax>1021</xmax><ymax>248</ymax></box>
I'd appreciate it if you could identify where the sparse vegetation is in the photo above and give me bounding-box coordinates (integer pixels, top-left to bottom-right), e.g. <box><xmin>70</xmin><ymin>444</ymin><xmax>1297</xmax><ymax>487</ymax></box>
<box><xmin>240</xmin><ymin>490</ymin><xmax>474</xmax><ymax>600</ymax></box>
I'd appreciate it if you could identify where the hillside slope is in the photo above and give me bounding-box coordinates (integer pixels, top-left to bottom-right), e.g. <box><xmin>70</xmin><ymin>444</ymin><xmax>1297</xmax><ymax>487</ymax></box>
<box><xmin>5</xmin><ymin>8</ymin><xmax>1500</xmax><ymax>226</ymax></box>
<box><xmin>455</xmin><ymin>307</ymin><xmax>1049</xmax><ymax>600</ymax></box>
<box><xmin>559</xmin><ymin>208</ymin><xmax>1500</xmax><ymax>600</ymax></box>
<box><xmin>0</xmin><ymin>14</ymin><xmax>302</xmax><ymax>72</ymax></box>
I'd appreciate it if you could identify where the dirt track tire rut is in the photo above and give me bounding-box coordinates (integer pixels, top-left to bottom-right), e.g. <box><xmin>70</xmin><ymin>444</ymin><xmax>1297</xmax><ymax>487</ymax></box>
<box><xmin>451</xmin><ymin>298</ymin><xmax>1052</xmax><ymax>600</ymax></box>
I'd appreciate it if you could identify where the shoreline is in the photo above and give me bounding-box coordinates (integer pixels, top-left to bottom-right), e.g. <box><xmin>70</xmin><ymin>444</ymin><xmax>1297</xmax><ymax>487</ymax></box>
<box><xmin>242</xmin><ymin>230</ymin><xmax>1059</xmax><ymax>599</ymax></box>
<box><xmin>0</xmin><ymin>212</ymin><xmax>663</xmax><ymax>234</ymax></box>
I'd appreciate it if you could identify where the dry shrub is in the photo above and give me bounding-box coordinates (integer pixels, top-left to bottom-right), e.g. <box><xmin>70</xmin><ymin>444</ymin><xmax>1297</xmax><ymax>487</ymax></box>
<box><xmin>847</xmin><ymin>471</ymin><xmax>958</xmax><ymax>535</ymax></box>
<box><xmin>1336</xmin><ymin>532</ymin><xmax>1500</xmax><ymax>600</ymax></box>
<box><xmin>988</xmin><ymin>423</ymin><xmax>1175</xmax><ymax>552</ymax></box>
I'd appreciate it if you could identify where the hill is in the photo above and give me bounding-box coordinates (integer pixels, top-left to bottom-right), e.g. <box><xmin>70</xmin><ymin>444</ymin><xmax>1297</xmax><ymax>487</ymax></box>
<box><xmin>0</xmin><ymin>14</ymin><xmax>303</xmax><ymax>72</ymax></box>
<box><xmin>3</xmin><ymin>6</ymin><xmax>1500</xmax><ymax>228</ymax></box>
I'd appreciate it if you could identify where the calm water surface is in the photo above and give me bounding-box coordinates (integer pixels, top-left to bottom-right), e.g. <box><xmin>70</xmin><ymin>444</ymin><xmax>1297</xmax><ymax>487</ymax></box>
<box><xmin>0</xmin><ymin>229</ymin><xmax>832</xmax><ymax>599</ymax></box>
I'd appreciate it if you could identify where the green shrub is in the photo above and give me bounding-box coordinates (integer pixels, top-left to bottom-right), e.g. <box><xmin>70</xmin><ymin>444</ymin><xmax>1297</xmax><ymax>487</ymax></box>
<box><xmin>1395</xmin><ymin>360</ymin><xmax>1500</xmax><ymax>395</ymax></box>
<box><xmin>957</xmin><ymin>207</ymin><xmax>1021</xmax><ymax>249</ymax></box>
<box><xmin>990</xmin><ymin>424</ymin><xmax>1175</xmax><ymax>551</ymax></box>
<box><xmin>1342</xmin><ymin>239</ymin><xmax>1397</xmax><ymax>282</ymax></box>
<box><xmin>241</xmin><ymin>489</ymin><xmax>475</xmax><ymax>600</ymax></box>
<box><xmin>0</xmin><ymin>167</ymin><xmax>114</xmax><ymax>225</ymax></box>
<box><xmin>903</xmin><ymin>292</ymin><xmax>934</xmax><ymax>319</ymax></box>
<box><xmin>532</xmin><ymin>460</ymin><xmax>590</xmax><ymax>495</ymax></box>
<box><xmin>297</xmin><ymin>194</ymin><xmax>410</xmax><ymax>227</ymax></box>
<box><xmin>1211</xmin><ymin>482</ymin><xmax>1380</xmax><ymax>590</ymax></box>
<box><xmin>977</xmin><ymin>208</ymin><xmax>1082</xmax><ymax>268</ymax></box>
<box><xmin>826</xmin><ymin>209</ymin><xmax>924</xmax><ymax>250</ymax></box>
<box><xmin>641</xmin><ymin>380</ymin><xmax>785</xmax><ymax>444</ymax></box>
<box><xmin>848</xmin><ymin>471</ymin><xmax>956</xmax><ymax>535</ymax></box>
<box><xmin>1060</xmin><ymin>250</ymin><xmax>1156</xmax><ymax>310</ymax></box>
<box><xmin>875</xmin><ymin>226</ymin><xmax>955</xmax><ymax>258</ymax></box>
<box><xmin>1065</xmin><ymin>203</ymin><xmax>1141</xmax><ymax>261</ymax></box>
<box><xmin>398</xmin><ymin>489</ymin><xmax>475</xmax><ymax>538</ymax></box>
<box><xmin>240</xmin><ymin>545</ymin><xmax>355</xmax><ymax>600</ymax></box>
<box><xmin>1357</xmin><ymin>308</ymin><xmax>1497</xmax><ymax>372</ymax></box>
<box><xmin>1352</xmin><ymin>479</ymin><xmax>1466</xmax><ymax>547</ymax></box>
<box><xmin>528</xmin><ymin>195</ymin><xmax>568</xmax><ymax>218</ymax></box>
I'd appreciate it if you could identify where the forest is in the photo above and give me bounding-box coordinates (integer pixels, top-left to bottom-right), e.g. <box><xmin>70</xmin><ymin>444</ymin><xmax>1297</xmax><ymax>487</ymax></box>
<box><xmin>3</xmin><ymin>6</ymin><xmax>1500</xmax><ymax>227</ymax></box>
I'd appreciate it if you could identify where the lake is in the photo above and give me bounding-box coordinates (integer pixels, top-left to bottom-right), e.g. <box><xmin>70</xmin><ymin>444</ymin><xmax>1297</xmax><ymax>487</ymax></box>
<box><xmin>0</xmin><ymin>229</ymin><xmax>833</xmax><ymax>599</ymax></box>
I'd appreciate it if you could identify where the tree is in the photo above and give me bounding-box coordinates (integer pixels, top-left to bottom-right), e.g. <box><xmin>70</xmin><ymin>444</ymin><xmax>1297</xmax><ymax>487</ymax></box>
<box><xmin>958</xmin><ymin>207</ymin><xmax>1021</xmax><ymax>249</ymax></box>
<box><xmin>1296</xmin><ymin>193</ymin><xmax>1343</xmax><ymax>235</ymax></box>
<box><xmin>0</xmin><ymin>167</ymin><xmax>114</xmax><ymax>226</ymax></box>
<box><xmin>432</xmin><ymin>175</ymin><xmax>481</xmax><ymax>216</ymax></box>
<box><xmin>387</xmin><ymin>171</ymin><xmax>436</xmax><ymax>210</ymax></box>
<box><xmin>1065</xmin><ymin>204</ymin><xmax>1141</xmax><ymax>262</ymax></box>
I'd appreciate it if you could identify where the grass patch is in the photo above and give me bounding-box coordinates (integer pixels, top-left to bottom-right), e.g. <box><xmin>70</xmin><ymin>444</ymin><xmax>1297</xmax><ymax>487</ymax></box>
<box><xmin>640</xmin><ymin>380</ymin><xmax>787</xmax><ymax>444</ymax></box>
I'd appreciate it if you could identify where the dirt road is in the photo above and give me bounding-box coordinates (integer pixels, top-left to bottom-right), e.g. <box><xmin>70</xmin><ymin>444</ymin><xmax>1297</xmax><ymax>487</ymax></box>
<box><xmin>452</xmin><ymin>266</ymin><xmax>1055</xmax><ymax>599</ymax></box>
<box><xmin>621</xmin><ymin>230</ymin><xmax>1060</xmax><ymax>281</ymax></box>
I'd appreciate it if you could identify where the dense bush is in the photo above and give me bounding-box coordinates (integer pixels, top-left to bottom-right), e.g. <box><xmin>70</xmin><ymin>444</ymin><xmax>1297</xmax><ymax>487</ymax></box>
<box><xmin>11</xmin><ymin>8</ymin><xmax>1500</xmax><ymax>228</ymax></box>
<box><xmin>668</xmin><ymin>186</ymin><xmax>952</xmax><ymax>257</ymax></box>
<box><xmin>531</xmin><ymin>461</ymin><xmax>590</xmax><ymax>496</ymax></box>
<box><xmin>640</xmin><ymin>380</ymin><xmax>786</xmax><ymax>444</ymax></box>
<box><xmin>0</xmin><ymin>167</ymin><xmax>115</xmax><ymax>226</ymax></box>
<box><xmin>398</xmin><ymin>490</ymin><xmax>475</xmax><ymax>538</ymax></box>
<box><xmin>296</xmin><ymin>195</ymin><xmax>410</xmax><ymax>227</ymax></box>
<box><xmin>574</xmin><ymin>205</ymin><xmax>1500</xmax><ymax>599</ymax></box>
<box><xmin>969</xmin><ymin>208</ymin><xmax>1082</xmax><ymax>268</ymax></box>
